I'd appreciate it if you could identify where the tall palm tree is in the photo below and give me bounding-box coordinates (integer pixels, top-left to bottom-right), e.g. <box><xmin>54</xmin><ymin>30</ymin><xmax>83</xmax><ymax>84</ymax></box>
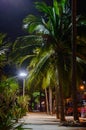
<box><xmin>11</xmin><ymin>0</ymin><xmax>86</xmax><ymax>122</ymax></box>
<box><xmin>22</xmin><ymin>0</ymin><xmax>75</xmax><ymax>121</ymax></box>
<box><xmin>12</xmin><ymin>0</ymin><xmax>72</xmax><ymax>121</ymax></box>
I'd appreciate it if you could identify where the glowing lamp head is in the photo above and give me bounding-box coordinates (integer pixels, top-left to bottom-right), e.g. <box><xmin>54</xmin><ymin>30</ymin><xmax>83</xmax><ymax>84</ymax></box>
<box><xmin>18</xmin><ymin>71</ymin><xmax>27</xmax><ymax>78</ymax></box>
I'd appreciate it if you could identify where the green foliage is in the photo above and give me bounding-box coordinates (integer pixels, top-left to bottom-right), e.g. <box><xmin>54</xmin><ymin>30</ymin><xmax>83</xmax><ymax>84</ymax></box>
<box><xmin>0</xmin><ymin>78</ymin><xmax>29</xmax><ymax>129</ymax></box>
<box><xmin>16</xmin><ymin>96</ymin><xmax>29</xmax><ymax>117</ymax></box>
<box><xmin>10</xmin><ymin>0</ymin><xmax>86</xmax><ymax>101</ymax></box>
<box><xmin>0</xmin><ymin>79</ymin><xmax>18</xmax><ymax>129</ymax></box>
<box><xmin>0</xmin><ymin>33</ymin><xmax>11</xmax><ymax>63</ymax></box>
<box><xmin>0</xmin><ymin>33</ymin><xmax>13</xmax><ymax>82</ymax></box>
<box><xmin>42</xmin><ymin>65</ymin><xmax>56</xmax><ymax>89</ymax></box>
<box><xmin>10</xmin><ymin>0</ymin><xmax>86</xmax><ymax>96</ymax></box>
<box><xmin>0</xmin><ymin>33</ymin><xmax>6</xmax><ymax>45</ymax></box>
<box><xmin>22</xmin><ymin>0</ymin><xmax>72</xmax><ymax>95</ymax></box>
<box><xmin>10</xmin><ymin>35</ymin><xmax>43</xmax><ymax>66</ymax></box>
<box><xmin>0</xmin><ymin>33</ymin><xmax>7</xmax><ymax>67</ymax></box>
<box><xmin>27</xmin><ymin>0</ymin><xmax>86</xmax><ymax>90</ymax></box>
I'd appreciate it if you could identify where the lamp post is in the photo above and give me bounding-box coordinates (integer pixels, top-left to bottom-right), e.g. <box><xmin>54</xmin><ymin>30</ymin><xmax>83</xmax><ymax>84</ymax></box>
<box><xmin>18</xmin><ymin>71</ymin><xmax>27</xmax><ymax>96</ymax></box>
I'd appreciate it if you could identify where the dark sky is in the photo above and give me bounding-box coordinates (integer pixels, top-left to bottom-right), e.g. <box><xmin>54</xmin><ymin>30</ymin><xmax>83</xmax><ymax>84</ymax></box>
<box><xmin>0</xmin><ymin>0</ymin><xmax>86</xmax><ymax>40</ymax></box>
<box><xmin>0</xmin><ymin>0</ymin><xmax>38</xmax><ymax>39</ymax></box>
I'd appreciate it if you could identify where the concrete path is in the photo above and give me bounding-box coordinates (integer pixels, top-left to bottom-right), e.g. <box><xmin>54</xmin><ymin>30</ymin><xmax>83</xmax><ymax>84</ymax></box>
<box><xmin>19</xmin><ymin>112</ymin><xmax>86</xmax><ymax>130</ymax></box>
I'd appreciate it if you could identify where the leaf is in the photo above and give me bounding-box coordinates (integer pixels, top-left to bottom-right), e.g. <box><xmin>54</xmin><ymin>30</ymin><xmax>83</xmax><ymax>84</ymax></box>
<box><xmin>53</xmin><ymin>0</ymin><xmax>60</xmax><ymax>15</ymax></box>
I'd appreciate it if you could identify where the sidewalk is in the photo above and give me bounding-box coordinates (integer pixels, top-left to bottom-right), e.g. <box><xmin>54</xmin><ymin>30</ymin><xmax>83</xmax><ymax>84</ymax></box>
<box><xmin>19</xmin><ymin>112</ymin><xmax>86</xmax><ymax>130</ymax></box>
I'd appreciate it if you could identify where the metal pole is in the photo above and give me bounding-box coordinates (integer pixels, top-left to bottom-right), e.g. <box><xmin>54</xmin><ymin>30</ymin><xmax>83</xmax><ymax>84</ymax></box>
<box><xmin>23</xmin><ymin>78</ymin><xmax>25</xmax><ymax>96</ymax></box>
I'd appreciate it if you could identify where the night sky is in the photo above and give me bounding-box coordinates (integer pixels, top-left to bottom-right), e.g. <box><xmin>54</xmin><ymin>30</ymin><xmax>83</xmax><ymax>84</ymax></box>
<box><xmin>0</xmin><ymin>0</ymin><xmax>38</xmax><ymax>39</ymax></box>
<box><xmin>0</xmin><ymin>0</ymin><xmax>86</xmax><ymax>40</ymax></box>
<box><xmin>0</xmin><ymin>0</ymin><xmax>86</xmax><ymax>78</ymax></box>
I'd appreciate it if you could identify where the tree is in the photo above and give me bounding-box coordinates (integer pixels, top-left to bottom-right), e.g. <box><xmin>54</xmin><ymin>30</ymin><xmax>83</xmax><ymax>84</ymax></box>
<box><xmin>22</xmin><ymin>0</ymin><xmax>74</xmax><ymax>121</ymax></box>
<box><xmin>11</xmin><ymin>0</ymin><xmax>86</xmax><ymax>122</ymax></box>
<box><xmin>12</xmin><ymin>0</ymin><xmax>72</xmax><ymax>121</ymax></box>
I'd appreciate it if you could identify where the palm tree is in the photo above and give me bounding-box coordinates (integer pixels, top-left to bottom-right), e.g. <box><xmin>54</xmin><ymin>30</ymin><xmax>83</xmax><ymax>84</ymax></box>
<box><xmin>22</xmin><ymin>0</ymin><xmax>75</xmax><ymax>121</ymax></box>
<box><xmin>11</xmin><ymin>0</ymin><xmax>72</xmax><ymax>121</ymax></box>
<box><xmin>11</xmin><ymin>0</ymin><xmax>86</xmax><ymax>122</ymax></box>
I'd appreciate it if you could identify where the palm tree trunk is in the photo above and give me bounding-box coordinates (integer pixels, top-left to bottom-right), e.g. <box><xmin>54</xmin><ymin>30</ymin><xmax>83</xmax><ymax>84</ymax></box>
<box><xmin>49</xmin><ymin>87</ymin><xmax>53</xmax><ymax>115</ymax></box>
<box><xmin>54</xmin><ymin>55</ymin><xmax>65</xmax><ymax>121</ymax></box>
<box><xmin>59</xmin><ymin>81</ymin><xmax>65</xmax><ymax>121</ymax></box>
<box><xmin>45</xmin><ymin>88</ymin><xmax>49</xmax><ymax>114</ymax></box>
<box><xmin>71</xmin><ymin>0</ymin><xmax>79</xmax><ymax>121</ymax></box>
<box><xmin>55</xmin><ymin>86</ymin><xmax>60</xmax><ymax>119</ymax></box>
<box><xmin>57</xmin><ymin>57</ymin><xmax>65</xmax><ymax>122</ymax></box>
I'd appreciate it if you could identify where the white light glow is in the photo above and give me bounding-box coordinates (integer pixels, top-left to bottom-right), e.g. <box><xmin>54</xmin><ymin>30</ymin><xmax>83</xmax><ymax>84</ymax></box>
<box><xmin>18</xmin><ymin>71</ymin><xmax>27</xmax><ymax>78</ymax></box>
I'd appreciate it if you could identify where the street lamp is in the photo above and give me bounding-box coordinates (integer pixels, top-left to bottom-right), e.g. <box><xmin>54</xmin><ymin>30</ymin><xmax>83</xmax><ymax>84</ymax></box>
<box><xmin>18</xmin><ymin>71</ymin><xmax>27</xmax><ymax>96</ymax></box>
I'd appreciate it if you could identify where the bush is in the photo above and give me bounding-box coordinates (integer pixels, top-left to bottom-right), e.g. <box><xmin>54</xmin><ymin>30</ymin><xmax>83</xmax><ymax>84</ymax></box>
<box><xmin>0</xmin><ymin>78</ymin><xmax>29</xmax><ymax>129</ymax></box>
<box><xmin>17</xmin><ymin>96</ymin><xmax>29</xmax><ymax>117</ymax></box>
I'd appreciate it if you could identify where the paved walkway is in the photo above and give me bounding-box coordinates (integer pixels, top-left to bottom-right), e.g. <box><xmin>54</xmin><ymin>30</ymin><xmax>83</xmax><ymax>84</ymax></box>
<box><xmin>19</xmin><ymin>112</ymin><xmax>86</xmax><ymax>130</ymax></box>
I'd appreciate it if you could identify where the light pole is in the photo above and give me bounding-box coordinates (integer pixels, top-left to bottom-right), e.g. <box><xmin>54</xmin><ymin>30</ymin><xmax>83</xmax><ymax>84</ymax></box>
<box><xmin>18</xmin><ymin>71</ymin><xmax>27</xmax><ymax>96</ymax></box>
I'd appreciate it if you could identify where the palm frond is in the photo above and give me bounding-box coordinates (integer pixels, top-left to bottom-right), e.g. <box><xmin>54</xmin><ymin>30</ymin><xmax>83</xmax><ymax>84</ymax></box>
<box><xmin>35</xmin><ymin>2</ymin><xmax>51</xmax><ymax>14</ymax></box>
<box><xmin>10</xmin><ymin>35</ymin><xmax>43</xmax><ymax>63</ymax></box>
<box><xmin>26</xmin><ymin>48</ymin><xmax>54</xmax><ymax>87</ymax></box>
<box><xmin>23</xmin><ymin>15</ymin><xmax>42</xmax><ymax>33</ymax></box>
